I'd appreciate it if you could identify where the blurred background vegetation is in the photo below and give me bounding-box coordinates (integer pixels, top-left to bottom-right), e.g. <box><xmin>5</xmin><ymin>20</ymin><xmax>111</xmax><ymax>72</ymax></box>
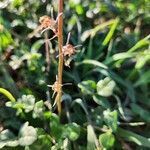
<box><xmin>0</xmin><ymin>0</ymin><xmax>150</xmax><ymax>149</ymax></box>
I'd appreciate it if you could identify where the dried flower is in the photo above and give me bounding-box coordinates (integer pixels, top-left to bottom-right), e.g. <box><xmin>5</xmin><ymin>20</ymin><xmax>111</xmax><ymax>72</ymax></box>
<box><xmin>47</xmin><ymin>76</ymin><xmax>71</xmax><ymax>98</ymax></box>
<box><xmin>48</xmin><ymin>76</ymin><xmax>62</xmax><ymax>98</ymax></box>
<box><xmin>57</xmin><ymin>32</ymin><xmax>81</xmax><ymax>67</ymax></box>
<box><xmin>39</xmin><ymin>15</ymin><xmax>57</xmax><ymax>34</ymax></box>
<box><xmin>28</xmin><ymin>13</ymin><xmax>62</xmax><ymax>39</ymax></box>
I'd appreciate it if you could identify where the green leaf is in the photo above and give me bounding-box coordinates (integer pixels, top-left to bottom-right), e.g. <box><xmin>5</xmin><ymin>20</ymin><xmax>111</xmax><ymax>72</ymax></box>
<box><xmin>81</xmin><ymin>19</ymin><xmax>115</xmax><ymax>41</ymax></box>
<box><xmin>135</xmin><ymin>49</ymin><xmax>150</xmax><ymax>69</ymax></box>
<box><xmin>6</xmin><ymin>101</ymin><xmax>24</xmax><ymax>115</ymax></box>
<box><xmin>93</xmin><ymin>94</ymin><xmax>110</xmax><ymax>108</ymax></box>
<box><xmin>99</xmin><ymin>131</ymin><xmax>115</xmax><ymax>149</ymax></box>
<box><xmin>29</xmin><ymin>128</ymin><xmax>52</xmax><ymax>149</ymax></box>
<box><xmin>117</xmin><ymin>127</ymin><xmax>150</xmax><ymax>148</ymax></box>
<box><xmin>79</xmin><ymin>59</ymin><xmax>108</xmax><ymax>69</ymax></box>
<box><xmin>0</xmin><ymin>88</ymin><xmax>16</xmax><ymax>102</ymax></box>
<box><xmin>31</xmin><ymin>40</ymin><xmax>44</xmax><ymax>52</ymax></box>
<box><xmin>0</xmin><ymin>129</ymin><xmax>15</xmax><ymax>140</ymax></box>
<box><xmin>12</xmin><ymin>0</ymin><xmax>24</xmax><ymax>7</ymax></box>
<box><xmin>63</xmin><ymin>123</ymin><xmax>80</xmax><ymax>141</ymax></box>
<box><xmin>18</xmin><ymin>122</ymin><xmax>37</xmax><ymax>146</ymax></box>
<box><xmin>103</xmin><ymin>18</ymin><xmax>119</xmax><ymax>46</ymax></box>
<box><xmin>0</xmin><ymin>139</ymin><xmax>19</xmax><ymax>149</ymax></box>
<box><xmin>114</xmin><ymin>95</ymin><xmax>127</xmax><ymax>120</ymax></box>
<box><xmin>18</xmin><ymin>95</ymin><xmax>35</xmax><ymax>113</ymax></box>
<box><xmin>0</xmin><ymin>129</ymin><xmax>19</xmax><ymax>149</ymax></box>
<box><xmin>62</xmin><ymin>138</ymin><xmax>71</xmax><ymax>150</ymax></box>
<box><xmin>131</xmin><ymin>103</ymin><xmax>150</xmax><ymax>122</ymax></box>
<box><xmin>97</xmin><ymin>77</ymin><xmax>116</xmax><ymax>97</ymax></box>
<box><xmin>78</xmin><ymin>80</ymin><xmax>96</xmax><ymax>95</ymax></box>
<box><xmin>0</xmin><ymin>142</ymin><xmax>6</xmax><ymax>149</ymax></box>
<box><xmin>32</xmin><ymin>100</ymin><xmax>44</xmax><ymax>118</ymax></box>
<box><xmin>75</xmin><ymin>4</ymin><xmax>84</xmax><ymax>15</ymax></box>
<box><xmin>50</xmin><ymin>114</ymin><xmax>63</xmax><ymax>140</ymax></box>
<box><xmin>103</xmin><ymin>109</ymin><xmax>118</xmax><ymax>132</ymax></box>
<box><xmin>134</xmin><ymin>70</ymin><xmax>150</xmax><ymax>87</ymax></box>
<box><xmin>43</xmin><ymin>111</ymin><xmax>52</xmax><ymax>119</ymax></box>
<box><xmin>128</xmin><ymin>34</ymin><xmax>150</xmax><ymax>52</ymax></box>
<box><xmin>9</xmin><ymin>55</ymin><xmax>23</xmax><ymax>70</ymax></box>
<box><xmin>113</xmin><ymin>35</ymin><xmax>150</xmax><ymax>66</ymax></box>
<box><xmin>87</xmin><ymin>125</ymin><xmax>97</xmax><ymax>150</ymax></box>
<box><xmin>0</xmin><ymin>28</ymin><xmax>13</xmax><ymax>50</ymax></box>
<box><xmin>3</xmin><ymin>139</ymin><xmax>19</xmax><ymax>147</ymax></box>
<box><xmin>112</xmin><ymin>52</ymin><xmax>134</xmax><ymax>61</ymax></box>
<box><xmin>72</xmin><ymin>98</ymin><xmax>89</xmax><ymax>117</ymax></box>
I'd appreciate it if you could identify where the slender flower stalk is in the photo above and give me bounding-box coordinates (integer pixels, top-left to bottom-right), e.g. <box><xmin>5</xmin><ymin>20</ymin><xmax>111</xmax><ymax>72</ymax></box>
<box><xmin>56</xmin><ymin>0</ymin><xmax>63</xmax><ymax>115</ymax></box>
<box><xmin>44</xmin><ymin>32</ymin><xmax>50</xmax><ymax>74</ymax></box>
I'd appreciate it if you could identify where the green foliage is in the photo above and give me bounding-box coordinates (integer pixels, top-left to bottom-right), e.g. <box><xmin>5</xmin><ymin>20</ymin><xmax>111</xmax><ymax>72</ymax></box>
<box><xmin>78</xmin><ymin>80</ymin><xmax>96</xmax><ymax>95</ymax></box>
<box><xmin>0</xmin><ymin>24</ymin><xmax>13</xmax><ymax>51</ymax></box>
<box><xmin>87</xmin><ymin>125</ymin><xmax>97</xmax><ymax>150</ymax></box>
<box><xmin>117</xmin><ymin>128</ymin><xmax>150</xmax><ymax>148</ymax></box>
<box><xmin>63</xmin><ymin>123</ymin><xmax>80</xmax><ymax>141</ymax></box>
<box><xmin>103</xmin><ymin>109</ymin><xmax>118</xmax><ymax>132</ymax></box>
<box><xmin>18</xmin><ymin>122</ymin><xmax>37</xmax><ymax>146</ymax></box>
<box><xmin>131</xmin><ymin>103</ymin><xmax>150</xmax><ymax>122</ymax></box>
<box><xmin>99</xmin><ymin>131</ymin><xmax>115</xmax><ymax>149</ymax></box>
<box><xmin>0</xmin><ymin>129</ymin><xmax>18</xmax><ymax>148</ymax></box>
<box><xmin>0</xmin><ymin>0</ymin><xmax>150</xmax><ymax>149</ymax></box>
<box><xmin>92</xmin><ymin>95</ymin><xmax>110</xmax><ymax>108</ymax></box>
<box><xmin>0</xmin><ymin>122</ymin><xmax>37</xmax><ymax>149</ymax></box>
<box><xmin>97</xmin><ymin>77</ymin><xmax>116</xmax><ymax>97</ymax></box>
<box><xmin>32</xmin><ymin>100</ymin><xmax>44</xmax><ymax>118</ymax></box>
<box><xmin>6</xmin><ymin>95</ymin><xmax>35</xmax><ymax>115</ymax></box>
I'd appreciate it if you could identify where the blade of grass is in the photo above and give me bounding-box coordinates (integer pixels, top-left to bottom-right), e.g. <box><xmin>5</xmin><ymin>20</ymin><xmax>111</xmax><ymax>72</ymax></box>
<box><xmin>117</xmin><ymin>127</ymin><xmax>150</xmax><ymax>148</ymax></box>
<box><xmin>134</xmin><ymin>70</ymin><xmax>150</xmax><ymax>87</ymax></box>
<box><xmin>87</xmin><ymin>124</ymin><xmax>97</xmax><ymax>150</ymax></box>
<box><xmin>115</xmin><ymin>35</ymin><xmax>150</xmax><ymax>67</ymax></box>
<box><xmin>81</xmin><ymin>19</ymin><xmax>115</xmax><ymax>42</ymax></box>
<box><xmin>0</xmin><ymin>88</ymin><xmax>16</xmax><ymax>102</ymax></box>
<box><xmin>72</xmin><ymin>99</ymin><xmax>101</xmax><ymax>150</ymax></box>
<box><xmin>128</xmin><ymin>34</ymin><xmax>150</xmax><ymax>53</ymax></box>
<box><xmin>87</xmin><ymin>37</ymin><xmax>93</xmax><ymax>59</ymax></box>
<box><xmin>77</xmin><ymin>59</ymin><xmax>108</xmax><ymax>69</ymax></box>
<box><xmin>102</xmin><ymin>18</ymin><xmax>119</xmax><ymax>46</ymax></box>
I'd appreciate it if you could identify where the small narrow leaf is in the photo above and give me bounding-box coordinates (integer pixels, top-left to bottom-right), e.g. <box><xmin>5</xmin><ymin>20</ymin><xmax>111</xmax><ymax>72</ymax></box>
<box><xmin>79</xmin><ymin>59</ymin><xmax>108</xmax><ymax>69</ymax></box>
<box><xmin>87</xmin><ymin>125</ymin><xmax>96</xmax><ymax>150</ymax></box>
<box><xmin>0</xmin><ymin>88</ymin><xmax>16</xmax><ymax>102</ymax></box>
<box><xmin>117</xmin><ymin>128</ymin><xmax>150</xmax><ymax>148</ymax></box>
<box><xmin>103</xmin><ymin>18</ymin><xmax>119</xmax><ymax>46</ymax></box>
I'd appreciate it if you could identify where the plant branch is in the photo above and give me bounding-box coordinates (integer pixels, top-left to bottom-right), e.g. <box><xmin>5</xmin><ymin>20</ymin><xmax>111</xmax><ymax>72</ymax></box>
<box><xmin>56</xmin><ymin>0</ymin><xmax>63</xmax><ymax>115</ymax></box>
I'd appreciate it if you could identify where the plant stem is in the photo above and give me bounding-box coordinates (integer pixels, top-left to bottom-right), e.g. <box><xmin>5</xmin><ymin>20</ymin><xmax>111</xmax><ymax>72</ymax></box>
<box><xmin>44</xmin><ymin>32</ymin><xmax>51</xmax><ymax>108</ymax></box>
<box><xmin>44</xmin><ymin>32</ymin><xmax>50</xmax><ymax>74</ymax></box>
<box><xmin>56</xmin><ymin>0</ymin><xmax>63</xmax><ymax>115</ymax></box>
